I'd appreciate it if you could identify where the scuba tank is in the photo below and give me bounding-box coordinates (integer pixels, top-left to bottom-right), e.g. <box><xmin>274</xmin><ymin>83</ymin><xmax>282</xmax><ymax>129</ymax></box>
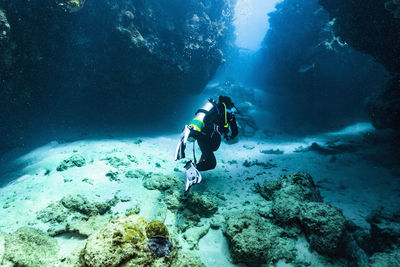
<box><xmin>188</xmin><ymin>100</ymin><xmax>215</xmax><ymax>133</ymax></box>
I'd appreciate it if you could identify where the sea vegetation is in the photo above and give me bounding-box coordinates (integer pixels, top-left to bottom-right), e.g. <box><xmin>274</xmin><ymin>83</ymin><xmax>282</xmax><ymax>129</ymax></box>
<box><xmin>80</xmin><ymin>214</ymin><xmax>202</xmax><ymax>266</ymax></box>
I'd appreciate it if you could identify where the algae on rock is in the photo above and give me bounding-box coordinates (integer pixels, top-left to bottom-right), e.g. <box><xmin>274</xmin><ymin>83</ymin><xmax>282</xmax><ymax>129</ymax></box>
<box><xmin>80</xmin><ymin>214</ymin><xmax>203</xmax><ymax>267</ymax></box>
<box><xmin>3</xmin><ymin>227</ymin><xmax>59</xmax><ymax>266</ymax></box>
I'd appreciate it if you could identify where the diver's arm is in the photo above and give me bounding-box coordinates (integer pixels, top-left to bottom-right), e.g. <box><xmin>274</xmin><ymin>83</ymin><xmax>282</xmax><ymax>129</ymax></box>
<box><xmin>229</xmin><ymin>115</ymin><xmax>238</xmax><ymax>139</ymax></box>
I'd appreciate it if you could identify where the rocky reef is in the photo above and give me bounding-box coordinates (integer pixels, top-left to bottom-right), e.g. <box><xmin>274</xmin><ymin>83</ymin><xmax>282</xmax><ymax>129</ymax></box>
<box><xmin>1</xmin><ymin>227</ymin><xmax>59</xmax><ymax>266</ymax></box>
<box><xmin>256</xmin><ymin>0</ymin><xmax>389</xmax><ymax>134</ymax></box>
<box><xmin>36</xmin><ymin>194</ymin><xmax>119</xmax><ymax>237</ymax></box>
<box><xmin>1</xmin><ymin>136</ymin><xmax>400</xmax><ymax>266</ymax></box>
<box><xmin>318</xmin><ymin>0</ymin><xmax>400</xmax><ymax>131</ymax></box>
<box><xmin>0</xmin><ymin>0</ymin><xmax>234</xmax><ymax>151</ymax></box>
<box><xmin>226</xmin><ymin>173</ymin><xmax>353</xmax><ymax>265</ymax></box>
<box><xmin>79</xmin><ymin>214</ymin><xmax>200</xmax><ymax>266</ymax></box>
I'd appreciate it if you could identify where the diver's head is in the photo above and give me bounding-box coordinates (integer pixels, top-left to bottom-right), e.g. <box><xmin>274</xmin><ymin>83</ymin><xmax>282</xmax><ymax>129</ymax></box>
<box><xmin>218</xmin><ymin>95</ymin><xmax>234</xmax><ymax>109</ymax></box>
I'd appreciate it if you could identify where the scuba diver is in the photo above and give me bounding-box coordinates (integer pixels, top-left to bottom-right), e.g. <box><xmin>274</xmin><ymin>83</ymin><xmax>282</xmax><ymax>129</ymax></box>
<box><xmin>175</xmin><ymin>95</ymin><xmax>239</xmax><ymax>193</ymax></box>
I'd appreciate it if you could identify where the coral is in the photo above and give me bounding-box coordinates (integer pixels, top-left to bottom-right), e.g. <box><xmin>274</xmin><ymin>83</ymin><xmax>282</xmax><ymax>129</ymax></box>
<box><xmin>37</xmin><ymin>194</ymin><xmax>119</xmax><ymax>237</ymax></box>
<box><xmin>56</xmin><ymin>154</ymin><xmax>86</xmax><ymax>171</ymax></box>
<box><xmin>143</xmin><ymin>173</ymin><xmax>182</xmax><ymax>191</ymax></box>
<box><xmin>3</xmin><ymin>227</ymin><xmax>59</xmax><ymax>266</ymax></box>
<box><xmin>301</xmin><ymin>202</ymin><xmax>347</xmax><ymax>255</ymax></box>
<box><xmin>223</xmin><ymin>211</ymin><xmax>296</xmax><ymax>265</ymax></box>
<box><xmin>145</xmin><ymin>220</ymin><xmax>169</xmax><ymax>238</ymax></box>
<box><xmin>186</xmin><ymin>192</ymin><xmax>218</xmax><ymax>217</ymax></box>
<box><xmin>80</xmin><ymin>214</ymin><xmax>179</xmax><ymax>266</ymax></box>
<box><xmin>256</xmin><ymin>173</ymin><xmax>349</xmax><ymax>258</ymax></box>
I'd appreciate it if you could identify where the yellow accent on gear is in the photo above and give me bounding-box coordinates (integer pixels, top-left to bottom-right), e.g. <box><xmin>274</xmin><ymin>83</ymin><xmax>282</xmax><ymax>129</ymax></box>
<box><xmin>189</xmin><ymin>124</ymin><xmax>201</xmax><ymax>132</ymax></box>
<box><xmin>222</xmin><ymin>103</ymin><xmax>229</xmax><ymax>128</ymax></box>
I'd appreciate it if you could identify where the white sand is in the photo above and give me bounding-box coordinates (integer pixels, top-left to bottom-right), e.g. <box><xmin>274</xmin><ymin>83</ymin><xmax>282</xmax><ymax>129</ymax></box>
<box><xmin>0</xmin><ymin>122</ymin><xmax>399</xmax><ymax>265</ymax></box>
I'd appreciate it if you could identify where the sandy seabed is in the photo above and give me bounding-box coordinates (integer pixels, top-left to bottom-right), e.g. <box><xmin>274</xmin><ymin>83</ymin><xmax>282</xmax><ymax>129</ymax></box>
<box><xmin>0</xmin><ymin>122</ymin><xmax>399</xmax><ymax>266</ymax></box>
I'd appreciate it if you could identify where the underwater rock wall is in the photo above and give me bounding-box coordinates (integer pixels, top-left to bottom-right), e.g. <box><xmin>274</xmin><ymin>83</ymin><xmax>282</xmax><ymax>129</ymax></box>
<box><xmin>318</xmin><ymin>0</ymin><xmax>400</xmax><ymax>131</ymax></box>
<box><xmin>256</xmin><ymin>0</ymin><xmax>388</xmax><ymax>134</ymax></box>
<box><xmin>0</xmin><ymin>0</ymin><xmax>234</xmax><ymax>150</ymax></box>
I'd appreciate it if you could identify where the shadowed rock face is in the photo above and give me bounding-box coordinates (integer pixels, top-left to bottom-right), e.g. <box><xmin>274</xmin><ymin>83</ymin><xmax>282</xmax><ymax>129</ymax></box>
<box><xmin>0</xmin><ymin>0</ymin><xmax>233</xmax><ymax>150</ymax></box>
<box><xmin>318</xmin><ymin>0</ymin><xmax>400</xmax><ymax>130</ymax></box>
<box><xmin>255</xmin><ymin>0</ymin><xmax>388</xmax><ymax>134</ymax></box>
<box><xmin>318</xmin><ymin>0</ymin><xmax>400</xmax><ymax>75</ymax></box>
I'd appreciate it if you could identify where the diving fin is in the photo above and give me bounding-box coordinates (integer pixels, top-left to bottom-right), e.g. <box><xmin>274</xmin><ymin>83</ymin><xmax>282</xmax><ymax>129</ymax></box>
<box><xmin>184</xmin><ymin>160</ymin><xmax>202</xmax><ymax>193</ymax></box>
<box><xmin>175</xmin><ymin>125</ymin><xmax>191</xmax><ymax>161</ymax></box>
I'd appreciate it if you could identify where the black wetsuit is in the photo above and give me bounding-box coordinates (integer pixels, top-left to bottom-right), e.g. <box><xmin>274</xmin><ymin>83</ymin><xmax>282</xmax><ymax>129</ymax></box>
<box><xmin>196</xmin><ymin>102</ymin><xmax>238</xmax><ymax>171</ymax></box>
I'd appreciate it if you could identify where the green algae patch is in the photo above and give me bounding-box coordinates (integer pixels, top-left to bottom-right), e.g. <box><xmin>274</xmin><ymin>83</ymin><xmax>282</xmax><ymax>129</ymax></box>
<box><xmin>80</xmin><ymin>214</ymin><xmax>204</xmax><ymax>266</ymax></box>
<box><xmin>145</xmin><ymin>220</ymin><xmax>169</xmax><ymax>238</ymax></box>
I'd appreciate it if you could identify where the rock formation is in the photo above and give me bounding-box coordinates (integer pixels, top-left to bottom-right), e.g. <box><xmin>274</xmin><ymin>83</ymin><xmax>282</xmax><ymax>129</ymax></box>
<box><xmin>318</xmin><ymin>0</ymin><xmax>400</xmax><ymax>130</ymax></box>
<box><xmin>257</xmin><ymin>0</ymin><xmax>389</xmax><ymax>134</ymax></box>
<box><xmin>0</xmin><ymin>0</ymin><xmax>234</xmax><ymax>150</ymax></box>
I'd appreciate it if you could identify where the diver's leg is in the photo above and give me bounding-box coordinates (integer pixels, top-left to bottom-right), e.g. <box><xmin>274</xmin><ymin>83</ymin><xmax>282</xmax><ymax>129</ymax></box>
<box><xmin>196</xmin><ymin>134</ymin><xmax>217</xmax><ymax>171</ymax></box>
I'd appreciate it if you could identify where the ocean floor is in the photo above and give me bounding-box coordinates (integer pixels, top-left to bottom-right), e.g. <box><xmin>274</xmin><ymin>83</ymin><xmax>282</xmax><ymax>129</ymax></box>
<box><xmin>0</xmin><ymin>122</ymin><xmax>399</xmax><ymax>266</ymax></box>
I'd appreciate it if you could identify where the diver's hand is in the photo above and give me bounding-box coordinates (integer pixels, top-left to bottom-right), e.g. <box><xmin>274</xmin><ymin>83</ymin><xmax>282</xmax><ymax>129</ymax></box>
<box><xmin>175</xmin><ymin>125</ymin><xmax>191</xmax><ymax>161</ymax></box>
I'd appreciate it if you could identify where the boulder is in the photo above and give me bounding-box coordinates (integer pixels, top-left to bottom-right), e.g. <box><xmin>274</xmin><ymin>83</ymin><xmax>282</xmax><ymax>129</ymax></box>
<box><xmin>257</xmin><ymin>173</ymin><xmax>349</xmax><ymax>258</ymax></box>
<box><xmin>143</xmin><ymin>173</ymin><xmax>182</xmax><ymax>191</ymax></box>
<box><xmin>80</xmin><ymin>214</ymin><xmax>201</xmax><ymax>267</ymax></box>
<box><xmin>365</xmin><ymin>208</ymin><xmax>400</xmax><ymax>254</ymax></box>
<box><xmin>301</xmin><ymin>202</ymin><xmax>347</xmax><ymax>255</ymax></box>
<box><xmin>4</xmin><ymin>227</ymin><xmax>58</xmax><ymax>266</ymax></box>
<box><xmin>223</xmin><ymin>211</ymin><xmax>296</xmax><ymax>265</ymax></box>
<box><xmin>185</xmin><ymin>192</ymin><xmax>218</xmax><ymax>218</ymax></box>
<box><xmin>37</xmin><ymin>194</ymin><xmax>119</xmax><ymax>237</ymax></box>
